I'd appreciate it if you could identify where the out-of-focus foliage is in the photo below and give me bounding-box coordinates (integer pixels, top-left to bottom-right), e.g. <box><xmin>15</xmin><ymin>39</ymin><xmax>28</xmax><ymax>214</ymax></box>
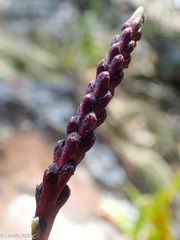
<box><xmin>101</xmin><ymin>170</ymin><xmax>180</xmax><ymax>240</ymax></box>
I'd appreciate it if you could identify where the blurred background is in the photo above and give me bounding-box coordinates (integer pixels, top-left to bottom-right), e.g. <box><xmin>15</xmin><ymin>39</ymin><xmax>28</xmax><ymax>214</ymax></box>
<box><xmin>0</xmin><ymin>0</ymin><xmax>180</xmax><ymax>239</ymax></box>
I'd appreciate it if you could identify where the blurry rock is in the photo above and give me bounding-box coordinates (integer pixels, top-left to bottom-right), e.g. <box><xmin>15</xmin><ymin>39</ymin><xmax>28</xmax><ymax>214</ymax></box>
<box><xmin>85</xmin><ymin>142</ymin><xmax>127</xmax><ymax>189</ymax></box>
<box><xmin>42</xmin><ymin>100</ymin><xmax>76</xmax><ymax>133</ymax></box>
<box><xmin>37</xmin><ymin>2</ymin><xmax>79</xmax><ymax>37</ymax></box>
<box><xmin>4</xmin><ymin>0</ymin><xmax>63</xmax><ymax>17</ymax></box>
<box><xmin>0</xmin><ymin>80</ymin><xmax>75</xmax><ymax>134</ymax></box>
<box><xmin>0</xmin><ymin>0</ymin><xmax>11</xmax><ymax>12</ymax></box>
<box><xmin>0</xmin><ymin>0</ymin><xmax>78</xmax><ymax>39</ymax></box>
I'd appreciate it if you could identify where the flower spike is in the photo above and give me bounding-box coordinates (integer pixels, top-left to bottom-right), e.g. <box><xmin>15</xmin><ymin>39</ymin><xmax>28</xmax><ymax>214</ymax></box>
<box><xmin>32</xmin><ymin>6</ymin><xmax>145</xmax><ymax>240</ymax></box>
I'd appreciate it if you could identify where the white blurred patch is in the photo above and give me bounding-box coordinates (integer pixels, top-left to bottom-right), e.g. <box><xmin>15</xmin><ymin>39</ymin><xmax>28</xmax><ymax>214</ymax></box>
<box><xmin>4</xmin><ymin>194</ymin><xmax>36</xmax><ymax>228</ymax></box>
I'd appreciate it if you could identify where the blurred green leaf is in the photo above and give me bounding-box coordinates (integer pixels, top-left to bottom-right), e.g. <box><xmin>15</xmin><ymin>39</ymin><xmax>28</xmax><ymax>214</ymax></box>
<box><xmin>100</xmin><ymin>197</ymin><xmax>138</xmax><ymax>237</ymax></box>
<box><xmin>100</xmin><ymin>170</ymin><xmax>180</xmax><ymax>240</ymax></box>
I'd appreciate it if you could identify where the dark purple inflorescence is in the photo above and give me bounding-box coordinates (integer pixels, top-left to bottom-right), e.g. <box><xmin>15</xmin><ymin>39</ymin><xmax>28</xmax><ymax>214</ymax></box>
<box><xmin>32</xmin><ymin>7</ymin><xmax>145</xmax><ymax>240</ymax></box>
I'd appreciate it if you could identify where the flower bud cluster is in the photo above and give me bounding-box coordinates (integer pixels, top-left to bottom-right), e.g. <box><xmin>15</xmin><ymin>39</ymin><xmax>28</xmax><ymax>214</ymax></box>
<box><xmin>53</xmin><ymin>7</ymin><xmax>144</xmax><ymax>170</ymax></box>
<box><xmin>32</xmin><ymin>7</ymin><xmax>144</xmax><ymax>240</ymax></box>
